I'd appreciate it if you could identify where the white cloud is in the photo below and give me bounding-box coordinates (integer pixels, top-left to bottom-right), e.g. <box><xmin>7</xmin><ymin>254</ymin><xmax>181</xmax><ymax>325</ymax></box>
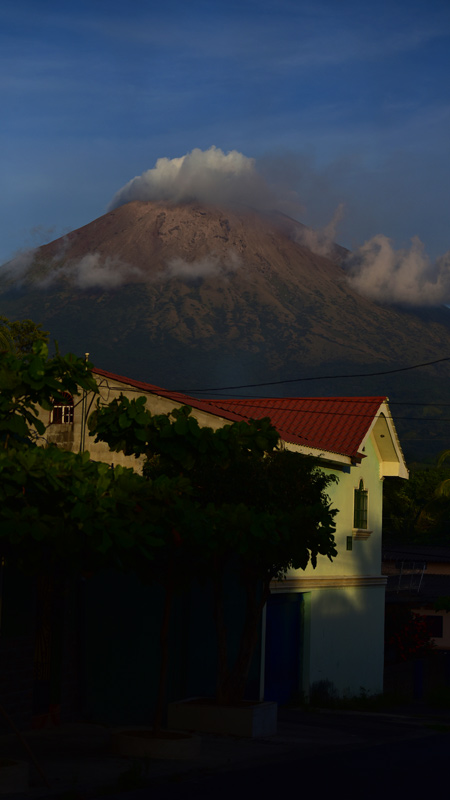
<box><xmin>108</xmin><ymin>146</ymin><xmax>273</xmax><ymax>212</ymax></box>
<box><xmin>346</xmin><ymin>234</ymin><xmax>450</xmax><ymax>306</ymax></box>
<box><xmin>294</xmin><ymin>203</ymin><xmax>345</xmax><ymax>257</ymax></box>
<box><xmin>38</xmin><ymin>252</ymin><xmax>146</xmax><ymax>289</ymax></box>
<box><xmin>0</xmin><ymin>248</ymin><xmax>38</xmax><ymax>281</ymax></box>
<box><xmin>165</xmin><ymin>251</ymin><xmax>241</xmax><ymax>281</ymax></box>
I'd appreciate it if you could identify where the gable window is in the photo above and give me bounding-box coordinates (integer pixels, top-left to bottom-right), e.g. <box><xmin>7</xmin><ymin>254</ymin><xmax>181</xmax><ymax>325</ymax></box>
<box><xmin>354</xmin><ymin>479</ymin><xmax>368</xmax><ymax>530</ymax></box>
<box><xmin>50</xmin><ymin>393</ymin><xmax>74</xmax><ymax>424</ymax></box>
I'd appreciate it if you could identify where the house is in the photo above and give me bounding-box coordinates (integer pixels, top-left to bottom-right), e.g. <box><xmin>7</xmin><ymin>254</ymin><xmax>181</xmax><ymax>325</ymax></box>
<box><xmin>383</xmin><ymin>544</ymin><xmax>450</xmax><ymax>650</ymax></box>
<box><xmin>198</xmin><ymin>395</ymin><xmax>408</xmax><ymax>700</ymax></box>
<box><xmin>42</xmin><ymin>370</ymin><xmax>408</xmax><ymax>706</ymax></box>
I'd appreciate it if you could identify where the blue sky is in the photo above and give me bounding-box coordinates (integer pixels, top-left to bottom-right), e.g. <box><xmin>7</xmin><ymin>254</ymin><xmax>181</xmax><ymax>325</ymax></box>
<box><xmin>1</xmin><ymin>0</ymin><xmax>450</xmax><ymax>265</ymax></box>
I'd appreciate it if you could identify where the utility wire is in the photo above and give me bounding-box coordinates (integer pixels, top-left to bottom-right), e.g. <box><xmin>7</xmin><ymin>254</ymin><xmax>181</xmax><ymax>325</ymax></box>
<box><xmin>90</xmin><ymin>383</ymin><xmax>450</xmax><ymax>407</ymax></box>
<box><xmin>186</xmin><ymin>402</ymin><xmax>450</xmax><ymax>424</ymax></box>
<box><xmin>92</xmin><ymin>383</ymin><xmax>450</xmax><ymax>423</ymax></box>
<box><xmin>172</xmin><ymin>355</ymin><xmax>450</xmax><ymax>394</ymax></box>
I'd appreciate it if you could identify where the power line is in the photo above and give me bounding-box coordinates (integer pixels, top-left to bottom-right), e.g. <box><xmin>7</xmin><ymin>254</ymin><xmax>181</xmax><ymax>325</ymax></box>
<box><xmin>195</xmin><ymin>403</ymin><xmax>450</xmax><ymax>424</ymax></box>
<box><xmin>100</xmin><ymin>382</ymin><xmax>450</xmax><ymax>408</ymax></box>
<box><xmin>94</xmin><ymin>384</ymin><xmax>450</xmax><ymax>424</ymax></box>
<box><xmin>172</xmin><ymin>356</ymin><xmax>450</xmax><ymax>394</ymax></box>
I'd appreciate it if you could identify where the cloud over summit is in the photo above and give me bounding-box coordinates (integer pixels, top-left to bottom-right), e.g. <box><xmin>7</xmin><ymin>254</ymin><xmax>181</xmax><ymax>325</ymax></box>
<box><xmin>5</xmin><ymin>142</ymin><xmax>450</xmax><ymax>307</ymax></box>
<box><xmin>108</xmin><ymin>146</ymin><xmax>273</xmax><ymax>211</ymax></box>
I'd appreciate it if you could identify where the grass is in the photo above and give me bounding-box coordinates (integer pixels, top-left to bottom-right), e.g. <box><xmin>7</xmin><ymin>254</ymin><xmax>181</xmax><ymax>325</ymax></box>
<box><xmin>301</xmin><ymin>679</ymin><xmax>450</xmax><ymax>715</ymax></box>
<box><xmin>298</xmin><ymin>681</ymin><xmax>411</xmax><ymax>713</ymax></box>
<box><xmin>426</xmin><ymin>686</ymin><xmax>450</xmax><ymax>709</ymax></box>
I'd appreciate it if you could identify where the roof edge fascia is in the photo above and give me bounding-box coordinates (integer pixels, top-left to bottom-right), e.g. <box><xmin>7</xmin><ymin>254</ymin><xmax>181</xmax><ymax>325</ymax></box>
<box><xmin>362</xmin><ymin>400</ymin><xmax>408</xmax><ymax>479</ymax></box>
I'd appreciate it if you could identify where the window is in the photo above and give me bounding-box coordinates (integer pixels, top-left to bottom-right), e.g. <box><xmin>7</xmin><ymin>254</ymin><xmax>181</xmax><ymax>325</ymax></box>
<box><xmin>50</xmin><ymin>392</ymin><xmax>74</xmax><ymax>424</ymax></box>
<box><xmin>354</xmin><ymin>479</ymin><xmax>368</xmax><ymax>530</ymax></box>
<box><xmin>423</xmin><ymin>614</ymin><xmax>443</xmax><ymax>638</ymax></box>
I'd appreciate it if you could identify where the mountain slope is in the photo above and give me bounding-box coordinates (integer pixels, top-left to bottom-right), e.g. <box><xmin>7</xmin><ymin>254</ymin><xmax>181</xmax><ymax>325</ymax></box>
<box><xmin>3</xmin><ymin>200</ymin><xmax>450</xmax><ymax>457</ymax></box>
<box><xmin>2</xmin><ymin>200</ymin><xmax>450</xmax><ymax>390</ymax></box>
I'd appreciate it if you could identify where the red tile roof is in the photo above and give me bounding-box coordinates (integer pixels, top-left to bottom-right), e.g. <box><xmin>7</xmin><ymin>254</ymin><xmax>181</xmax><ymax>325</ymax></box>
<box><xmin>198</xmin><ymin>397</ymin><xmax>387</xmax><ymax>460</ymax></box>
<box><xmin>92</xmin><ymin>369</ymin><xmax>386</xmax><ymax>461</ymax></box>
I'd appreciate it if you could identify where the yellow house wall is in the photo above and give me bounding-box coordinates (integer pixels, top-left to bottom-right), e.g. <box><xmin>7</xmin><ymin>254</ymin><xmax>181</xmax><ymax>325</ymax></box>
<box><xmin>287</xmin><ymin>435</ymin><xmax>384</xmax><ymax>580</ymax></box>
<box><xmin>39</xmin><ymin>377</ymin><xmax>229</xmax><ymax>472</ymax></box>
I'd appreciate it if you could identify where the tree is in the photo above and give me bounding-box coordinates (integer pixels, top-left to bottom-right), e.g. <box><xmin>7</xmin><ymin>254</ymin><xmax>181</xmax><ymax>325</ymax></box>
<box><xmin>0</xmin><ymin>342</ymin><xmax>192</xmax><ymax>753</ymax></box>
<box><xmin>386</xmin><ymin>607</ymin><xmax>435</xmax><ymax>662</ymax></box>
<box><xmin>0</xmin><ymin>339</ymin><xmax>96</xmax><ymax>446</ymax></box>
<box><xmin>0</xmin><ymin>324</ymin><xmax>14</xmax><ymax>354</ymax></box>
<box><xmin>435</xmin><ymin>449</ymin><xmax>450</xmax><ymax>497</ymax></box>
<box><xmin>89</xmin><ymin>394</ymin><xmax>338</xmax><ymax>707</ymax></box>
<box><xmin>193</xmin><ymin>447</ymin><xmax>338</xmax><ymax>703</ymax></box>
<box><xmin>0</xmin><ymin>316</ymin><xmax>49</xmax><ymax>356</ymax></box>
<box><xmin>0</xmin><ymin>342</ymin><xmax>175</xmax><ymax>575</ymax></box>
<box><xmin>383</xmin><ymin>460</ymin><xmax>450</xmax><ymax>544</ymax></box>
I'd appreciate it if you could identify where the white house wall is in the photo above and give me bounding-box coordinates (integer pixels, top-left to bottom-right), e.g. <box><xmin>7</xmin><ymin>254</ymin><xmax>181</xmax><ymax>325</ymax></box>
<box><xmin>306</xmin><ymin>583</ymin><xmax>386</xmax><ymax>697</ymax></box>
<box><xmin>278</xmin><ymin>434</ymin><xmax>386</xmax><ymax>697</ymax></box>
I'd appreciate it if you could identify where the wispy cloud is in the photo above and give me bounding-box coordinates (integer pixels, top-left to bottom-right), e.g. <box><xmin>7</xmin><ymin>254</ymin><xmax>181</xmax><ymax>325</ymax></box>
<box><xmin>2</xmin><ymin>237</ymin><xmax>242</xmax><ymax>290</ymax></box>
<box><xmin>294</xmin><ymin>203</ymin><xmax>345</xmax><ymax>257</ymax></box>
<box><xmin>0</xmin><ymin>248</ymin><xmax>37</xmax><ymax>281</ymax></box>
<box><xmin>43</xmin><ymin>253</ymin><xmax>147</xmax><ymax>290</ymax></box>
<box><xmin>165</xmin><ymin>251</ymin><xmax>241</xmax><ymax>281</ymax></box>
<box><xmin>2</xmin><ymin>245</ymin><xmax>146</xmax><ymax>291</ymax></box>
<box><xmin>346</xmin><ymin>234</ymin><xmax>450</xmax><ymax>306</ymax></box>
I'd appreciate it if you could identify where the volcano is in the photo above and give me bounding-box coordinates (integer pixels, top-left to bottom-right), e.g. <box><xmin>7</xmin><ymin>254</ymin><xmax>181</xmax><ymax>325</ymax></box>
<box><xmin>1</xmin><ymin>200</ymin><xmax>450</xmax><ymax>457</ymax></box>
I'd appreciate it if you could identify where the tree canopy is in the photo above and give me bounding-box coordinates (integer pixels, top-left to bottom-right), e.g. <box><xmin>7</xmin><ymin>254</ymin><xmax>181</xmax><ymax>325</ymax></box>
<box><xmin>383</xmin><ymin>460</ymin><xmax>450</xmax><ymax>545</ymax></box>
<box><xmin>0</xmin><ymin>343</ymin><xmax>174</xmax><ymax>575</ymax></box>
<box><xmin>0</xmin><ymin>345</ymin><xmax>338</xmax><ymax>710</ymax></box>
<box><xmin>0</xmin><ymin>316</ymin><xmax>49</xmax><ymax>356</ymax></box>
<box><xmin>89</xmin><ymin>393</ymin><xmax>338</xmax><ymax>703</ymax></box>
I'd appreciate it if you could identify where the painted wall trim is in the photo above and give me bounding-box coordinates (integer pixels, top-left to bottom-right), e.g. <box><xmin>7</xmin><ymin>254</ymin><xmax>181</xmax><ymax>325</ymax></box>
<box><xmin>271</xmin><ymin>575</ymin><xmax>387</xmax><ymax>592</ymax></box>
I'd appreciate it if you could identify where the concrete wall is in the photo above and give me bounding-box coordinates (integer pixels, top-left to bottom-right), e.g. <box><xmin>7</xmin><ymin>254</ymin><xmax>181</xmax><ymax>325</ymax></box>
<box><xmin>38</xmin><ymin>374</ymin><xmax>229</xmax><ymax>472</ymax></box>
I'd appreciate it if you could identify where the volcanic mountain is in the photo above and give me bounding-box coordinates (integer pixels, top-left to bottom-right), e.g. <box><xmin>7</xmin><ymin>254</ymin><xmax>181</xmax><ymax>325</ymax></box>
<box><xmin>2</xmin><ymin>200</ymin><xmax>450</xmax><ymax>456</ymax></box>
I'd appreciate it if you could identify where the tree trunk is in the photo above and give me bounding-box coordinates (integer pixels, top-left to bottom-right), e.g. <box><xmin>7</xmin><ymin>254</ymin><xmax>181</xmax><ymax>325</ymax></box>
<box><xmin>213</xmin><ymin>562</ymin><xmax>230</xmax><ymax>702</ymax></box>
<box><xmin>153</xmin><ymin>564</ymin><xmax>174</xmax><ymax>732</ymax></box>
<box><xmin>215</xmin><ymin>571</ymin><xmax>271</xmax><ymax>705</ymax></box>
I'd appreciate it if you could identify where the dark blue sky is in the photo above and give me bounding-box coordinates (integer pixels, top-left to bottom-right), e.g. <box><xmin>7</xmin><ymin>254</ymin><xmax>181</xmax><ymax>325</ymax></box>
<box><xmin>1</xmin><ymin>0</ymin><xmax>450</xmax><ymax>265</ymax></box>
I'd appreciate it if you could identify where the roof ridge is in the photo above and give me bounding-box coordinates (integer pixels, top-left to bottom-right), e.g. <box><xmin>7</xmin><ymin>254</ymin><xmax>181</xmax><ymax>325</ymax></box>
<box><xmin>91</xmin><ymin>368</ymin><xmax>389</xmax><ymax>461</ymax></box>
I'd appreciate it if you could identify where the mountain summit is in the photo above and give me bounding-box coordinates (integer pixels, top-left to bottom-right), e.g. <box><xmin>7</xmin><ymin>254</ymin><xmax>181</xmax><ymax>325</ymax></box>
<box><xmin>1</xmin><ymin>201</ymin><xmax>450</xmax><ymax>424</ymax></box>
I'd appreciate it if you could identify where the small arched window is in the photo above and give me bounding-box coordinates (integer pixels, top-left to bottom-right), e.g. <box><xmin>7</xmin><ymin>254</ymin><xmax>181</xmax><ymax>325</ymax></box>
<box><xmin>50</xmin><ymin>392</ymin><xmax>74</xmax><ymax>424</ymax></box>
<box><xmin>353</xmin><ymin>478</ymin><xmax>368</xmax><ymax>529</ymax></box>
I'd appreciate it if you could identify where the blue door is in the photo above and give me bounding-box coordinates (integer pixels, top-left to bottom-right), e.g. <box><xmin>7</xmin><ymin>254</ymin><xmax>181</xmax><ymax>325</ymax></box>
<box><xmin>264</xmin><ymin>592</ymin><xmax>303</xmax><ymax>704</ymax></box>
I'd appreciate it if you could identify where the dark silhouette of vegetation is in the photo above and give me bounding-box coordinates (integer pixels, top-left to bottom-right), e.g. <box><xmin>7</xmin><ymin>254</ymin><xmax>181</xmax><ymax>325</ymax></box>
<box><xmin>0</xmin><ymin>342</ymin><xmax>183</xmax><ymax>577</ymax></box>
<box><xmin>0</xmin><ymin>316</ymin><xmax>49</xmax><ymax>356</ymax></box>
<box><xmin>385</xmin><ymin>606</ymin><xmax>435</xmax><ymax>662</ymax></box>
<box><xmin>383</xmin><ymin>460</ymin><xmax>450</xmax><ymax>545</ymax></box>
<box><xmin>0</xmin><ymin>344</ymin><xmax>337</xmax><ymax>734</ymax></box>
<box><xmin>89</xmin><ymin>394</ymin><xmax>338</xmax><ymax>708</ymax></box>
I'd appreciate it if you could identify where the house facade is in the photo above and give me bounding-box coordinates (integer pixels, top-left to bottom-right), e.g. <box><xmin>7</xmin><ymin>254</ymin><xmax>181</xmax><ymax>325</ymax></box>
<box><xmin>42</xmin><ymin>369</ymin><xmax>408</xmax><ymax>703</ymax></box>
<box><xmin>197</xmin><ymin>395</ymin><xmax>408</xmax><ymax>699</ymax></box>
<box><xmin>383</xmin><ymin>544</ymin><xmax>450</xmax><ymax>651</ymax></box>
